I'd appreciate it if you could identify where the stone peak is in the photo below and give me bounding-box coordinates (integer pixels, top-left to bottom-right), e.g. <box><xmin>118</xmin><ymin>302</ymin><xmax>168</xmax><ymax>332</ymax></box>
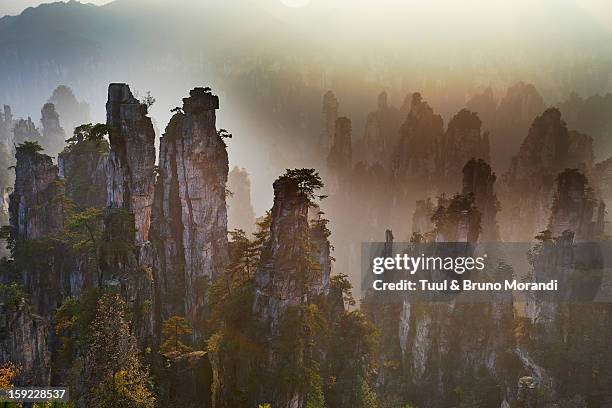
<box><xmin>182</xmin><ymin>87</ymin><xmax>219</xmax><ymax>113</ymax></box>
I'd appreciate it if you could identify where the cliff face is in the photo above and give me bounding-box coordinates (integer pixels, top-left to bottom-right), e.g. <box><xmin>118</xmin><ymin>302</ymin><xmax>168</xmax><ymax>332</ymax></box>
<box><xmin>58</xmin><ymin>139</ymin><xmax>109</xmax><ymax>210</ymax></box>
<box><xmin>0</xmin><ymin>291</ymin><xmax>49</xmax><ymax>386</ymax></box>
<box><xmin>251</xmin><ymin>173</ymin><xmax>333</xmax><ymax>407</ymax></box>
<box><xmin>227</xmin><ymin>166</ymin><xmax>256</xmax><ymax>236</ymax></box>
<box><xmin>106</xmin><ymin>83</ymin><xmax>156</xmax><ymax>244</ymax></box>
<box><xmin>9</xmin><ymin>148</ymin><xmax>63</xmax><ymax>241</ymax></box>
<box><xmin>151</xmin><ymin>88</ymin><xmax>229</xmax><ymax>331</ymax></box>
<box><xmin>253</xmin><ymin>176</ymin><xmax>313</xmax><ymax>331</ymax></box>
<box><xmin>499</xmin><ymin>108</ymin><xmax>594</xmax><ymax>241</ymax></box>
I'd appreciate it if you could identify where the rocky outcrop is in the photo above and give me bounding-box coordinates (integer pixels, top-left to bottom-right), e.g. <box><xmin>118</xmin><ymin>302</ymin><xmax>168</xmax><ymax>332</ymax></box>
<box><xmin>548</xmin><ymin>169</ymin><xmax>604</xmax><ymax>241</ymax></box>
<box><xmin>319</xmin><ymin>90</ymin><xmax>339</xmax><ymax>154</ymax></box>
<box><xmin>493</xmin><ymin>82</ymin><xmax>546</xmax><ymax>169</ymax></box>
<box><xmin>327</xmin><ymin>116</ymin><xmax>352</xmax><ymax>189</ymax></box>
<box><xmin>499</xmin><ymin>108</ymin><xmax>594</xmax><ymax>241</ymax></box>
<box><xmin>227</xmin><ymin>166</ymin><xmax>256</xmax><ymax>236</ymax></box>
<box><xmin>394</xmin><ymin>93</ymin><xmax>443</xmax><ymax>199</ymax></box>
<box><xmin>9</xmin><ymin>146</ymin><xmax>63</xmax><ymax>241</ymax></box>
<box><xmin>40</xmin><ymin>102</ymin><xmax>66</xmax><ymax>156</ymax></box>
<box><xmin>12</xmin><ymin>118</ymin><xmax>43</xmax><ymax>147</ymax></box>
<box><xmin>58</xmin><ymin>139</ymin><xmax>109</xmax><ymax>210</ymax></box>
<box><xmin>0</xmin><ymin>105</ymin><xmax>13</xmax><ymax>146</ymax></box>
<box><xmin>558</xmin><ymin>92</ymin><xmax>612</xmax><ymax>162</ymax></box>
<box><xmin>463</xmin><ymin>158</ymin><xmax>499</xmax><ymax>242</ymax></box>
<box><xmin>465</xmin><ymin>87</ymin><xmax>497</xmax><ymax>130</ymax></box>
<box><xmin>151</xmin><ymin>87</ymin><xmax>229</xmax><ymax>331</ymax></box>
<box><xmin>361</xmin><ymin>92</ymin><xmax>402</xmax><ymax>168</ymax></box>
<box><xmin>106</xmin><ymin>83</ymin><xmax>156</xmax><ymax>244</ymax></box>
<box><xmin>48</xmin><ymin>85</ymin><xmax>90</xmax><ymax>135</ymax></box>
<box><xmin>251</xmin><ymin>172</ymin><xmax>333</xmax><ymax>407</ymax></box>
<box><xmin>253</xmin><ymin>175</ymin><xmax>316</xmax><ymax>331</ymax></box>
<box><xmin>0</xmin><ymin>290</ymin><xmax>50</xmax><ymax>386</ymax></box>
<box><xmin>438</xmin><ymin>109</ymin><xmax>490</xmax><ymax>193</ymax></box>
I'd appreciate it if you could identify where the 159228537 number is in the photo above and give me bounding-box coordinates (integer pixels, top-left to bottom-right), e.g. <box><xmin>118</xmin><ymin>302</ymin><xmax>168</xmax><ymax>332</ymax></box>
<box><xmin>0</xmin><ymin>387</ymin><xmax>69</xmax><ymax>402</ymax></box>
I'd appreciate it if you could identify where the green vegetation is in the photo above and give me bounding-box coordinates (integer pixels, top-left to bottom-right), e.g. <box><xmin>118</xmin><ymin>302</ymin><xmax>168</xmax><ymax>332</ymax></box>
<box><xmin>160</xmin><ymin>316</ymin><xmax>193</xmax><ymax>356</ymax></box>
<box><xmin>16</xmin><ymin>140</ymin><xmax>44</xmax><ymax>155</ymax></box>
<box><xmin>65</xmin><ymin>123</ymin><xmax>110</xmax><ymax>147</ymax></box>
<box><xmin>85</xmin><ymin>293</ymin><xmax>155</xmax><ymax>408</ymax></box>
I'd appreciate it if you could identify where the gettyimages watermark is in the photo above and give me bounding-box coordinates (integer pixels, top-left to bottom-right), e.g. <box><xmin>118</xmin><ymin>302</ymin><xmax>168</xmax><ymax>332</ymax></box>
<box><xmin>361</xmin><ymin>241</ymin><xmax>612</xmax><ymax>303</ymax></box>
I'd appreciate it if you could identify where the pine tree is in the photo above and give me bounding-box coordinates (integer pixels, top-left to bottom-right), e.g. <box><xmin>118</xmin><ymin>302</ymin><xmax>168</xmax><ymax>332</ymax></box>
<box><xmin>160</xmin><ymin>315</ymin><xmax>193</xmax><ymax>357</ymax></box>
<box><xmin>85</xmin><ymin>293</ymin><xmax>155</xmax><ymax>408</ymax></box>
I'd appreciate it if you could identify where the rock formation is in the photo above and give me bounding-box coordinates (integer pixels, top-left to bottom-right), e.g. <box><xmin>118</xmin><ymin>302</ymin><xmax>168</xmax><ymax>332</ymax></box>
<box><xmin>227</xmin><ymin>166</ymin><xmax>256</xmax><ymax>236</ymax></box>
<box><xmin>360</xmin><ymin>92</ymin><xmax>402</xmax><ymax>168</ymax></box>
<box><xmin>558</xmin><ymin>92</ymin><xmax>612</xmax><ymax>162</ymax></box>
<box><xmin>462</xmin><ymin>158</ymin><xmax>499</xmax><ymax>242</ymax></box>
<box><xmin>548</xmin><ymin>169</ymin><xmax>605</xmax><ymax>241</ymax></box>
<box><xmin>106</xmin><ymin>83</ymin><xmax>156</xmax><ymax>244</ymax></box>
<box><xmin>0</xmin><ymin>288</ymin><xmax>49</xmax><ymax>386</ymax></box>
<box><xmin>319</xmin><ymin>90</ymin><xmax>339</xmax><ymax>155</ymax></box>
<box><xmin>493</xmin><ymin>82</ymin><xmax>546</xmax><ymax>169</ymax></box>
<box><xmin>253</xmin><ymin>174</ymin><xmax>330</xmax><ymax>332</ymax></box>
<box><xmin>9</xmin><ymin>145</ymin><xmax>63</xmax><ymax>241</ymax></box>
<box><xmin>499</xmin><ymin>108</ymin><xmax>594</xmax><ymax>241</ymax></box>
<box><xmin>58</xmin><ymin>138</ymin><xmax>109</xmax><ymax>210</ymax></box>
<box><xmin>394</xmin><ymin>93</ymin><xmax>443</xmax><ymax>199</ymax></box>
<box><xmin>48</xmin><ymin>85</ymin><xmax>90</xmax><ymax>134</ymax></box>
<box><xmin>12</xmin><ymin>118</ymin><xmax>43</xmax><ymax>147</ymax></box>
<box><xmin>40</xmin><ymin>102</ymin><xmax>66</xmax><ymax>157</ymax></box>
<box><xmin>327</xmin><ymin>116</ymin><xmax>352</xmax><ymax>190</ymax></box>
<box><xmin>438</xmin><ymin>109</ymin><xmax>490</xmax><ymax>193</ymax></box>
<box><xmin>151</xmin><ymin>87</ymin><xmax>229</xmax><ymax>331</ymax></box>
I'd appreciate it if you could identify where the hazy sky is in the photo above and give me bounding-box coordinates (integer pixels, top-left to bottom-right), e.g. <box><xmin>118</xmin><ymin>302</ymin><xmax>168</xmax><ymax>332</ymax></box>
<box><xmin>0</xmin><ymin>0</ymin><xmax>110</xmax><ymax>16</ymax></box>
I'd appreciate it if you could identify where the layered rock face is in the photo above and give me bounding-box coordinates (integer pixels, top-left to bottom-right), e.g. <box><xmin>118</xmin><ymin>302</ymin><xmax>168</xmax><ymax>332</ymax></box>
<box><xmin>499</xmin><ymin>108</ymin><xmax>594</xmax><ymax>241</ymax></box>
<box><xmin>227</xmin><ymin>166</ymin><xmax>256</xmax><ymax>236</ymax></box>
<box><xmin>438</xmin><ymin>109</ymin><xmax>490</xmax><ymax>194</ymax></box>
<box><xmin>151</xmin><ymin>88</ymin><xmax>229</xmax><ymax>330</ymax></box>
<box><xmin>9</xmin><ymin>147</ymin><xmax>63</xmax><ymax>241</ymax></box>
<box><xmin>251</xmin><ymin>174</ymin><xmax>333</xmax><ymax>407</ymax></box>
<box><xmin>106</xmin><ymin>83</ymin><xmax>156</xmax><ymax>244</ymax></box>
<box><xmin>319</xmin><ymin>90</ymin><xmax>339</xmax><ymax>154</ymax></box>
<box><xmin>462</xmin><ymin>158</ymin><xmax>499</xmax><ymax>242</ymax></box>
<box><xmin>253</xmin><ymin>175</ymin><xmax>327</xmax><ymax>331</ymax></box>
<box><xmin>0</xmin><ymin>291</ymin><xmax>49</xmax><ymax>386</ymax></box>
<box><xmin>40</xmin><ymin>102</ymin><xmax>66</xmax><ymax>156</ymax></box>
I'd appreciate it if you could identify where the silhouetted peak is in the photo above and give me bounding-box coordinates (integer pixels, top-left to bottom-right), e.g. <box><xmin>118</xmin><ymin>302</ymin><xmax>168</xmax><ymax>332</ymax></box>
<box><xmin>447</xmin><ymin>109</ymin><xmax>482</xmax><ymax>132</ymax></box>
<box><xmin>183</xmin><ymin>87</ymin><xmax>219</xmax><ymax>114</ymax></box>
